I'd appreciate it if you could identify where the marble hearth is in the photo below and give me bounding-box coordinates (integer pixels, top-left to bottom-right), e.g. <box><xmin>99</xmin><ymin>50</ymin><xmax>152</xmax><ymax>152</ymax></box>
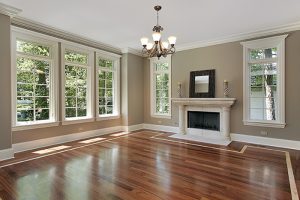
<box><xmin>172</xmin><ymin>98</ymin><xmax>236</xmax><ymax>145</ymax></box>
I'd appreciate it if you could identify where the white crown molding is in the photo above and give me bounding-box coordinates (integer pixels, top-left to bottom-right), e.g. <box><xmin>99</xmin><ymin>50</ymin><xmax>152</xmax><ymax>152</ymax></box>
<box><xmin>176</xmin><ymin>21</ymin><xmax>300</xmax><ymax>52</ymax></box>
<box><xmin>11</xmin><ymin>17</ymin><xmax>122</xmax><ymax>55</ymax></box>
<box><xmin>0</xmin><ymin>148</ymin><xmax>14</xmax><ymax>161</ymax></box>
<box><xmin>0</xmin><ymin>2</ymin><xmax>22</xmax><ymax>18</ymax></box>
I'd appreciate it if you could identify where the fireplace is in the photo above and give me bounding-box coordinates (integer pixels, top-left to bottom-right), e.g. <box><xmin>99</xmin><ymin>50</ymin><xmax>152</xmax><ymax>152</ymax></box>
<box><xmin>188</xmin><ymin>111</ymin><xmax>220</xmax><ymax>131</ymax></box>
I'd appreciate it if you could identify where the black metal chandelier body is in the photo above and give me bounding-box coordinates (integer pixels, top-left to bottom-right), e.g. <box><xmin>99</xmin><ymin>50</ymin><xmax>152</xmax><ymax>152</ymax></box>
<box><xmin>140</xmin><ymin>5</ymin><xmax>176</xmax><ymax>58</ymax></box>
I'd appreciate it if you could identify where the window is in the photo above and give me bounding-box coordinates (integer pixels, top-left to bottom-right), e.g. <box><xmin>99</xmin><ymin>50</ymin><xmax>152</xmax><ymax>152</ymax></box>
<box><xmin>61</xmin><ymin>44</ymin><xmax>94</xmax><ymax>124</ymax></box>
<box><xmin>241</xmin><ymin>35</ymin><xmax>287</xmax><ymax>128</ymax></box>
<box><xmin>96</xmin><ymin>53</ymin><xmax>120</xmax><ymax>120</ymax></box>
<box><xmin>150</xmin><ymin>56</ymin><xmax>171</xmax><ymax>118</ymax></box>
<box><xmin>11</xmin><ymin>30</ymin><xmax>59</xmax><ymax>130</ymax></box>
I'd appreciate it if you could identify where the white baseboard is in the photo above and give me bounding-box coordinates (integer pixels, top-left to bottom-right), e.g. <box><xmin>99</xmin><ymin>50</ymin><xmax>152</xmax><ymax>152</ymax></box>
<box><xmin>142</xmin><ymin>123</ymin><xmax>300</xmax><ymax>150</ymax></box>
<box><xmin>143</xmin><ymin>123</ymin><xmax>180</xmax><ymax>133</ymax></box>
<box><xmin>0</xmin><ymin>148</ymin><xmax>14</xmax><ymax>161</ymax></box>
<box><xmin>13</xmin><ymin>126</ymin><xmax>123</xmax><ymax>153</ymax></box>
<box><xmin>231</xmin><ymin>133</ymin><xmax>300</xmax><ymax>150</ymax></box>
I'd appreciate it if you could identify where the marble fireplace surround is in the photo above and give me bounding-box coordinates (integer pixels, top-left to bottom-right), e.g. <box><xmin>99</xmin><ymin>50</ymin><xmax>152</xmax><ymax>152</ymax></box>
<box><xmin>172</xmin><ymin>98</ymin><xmax>236</xmax><ymax>142</ymax></box>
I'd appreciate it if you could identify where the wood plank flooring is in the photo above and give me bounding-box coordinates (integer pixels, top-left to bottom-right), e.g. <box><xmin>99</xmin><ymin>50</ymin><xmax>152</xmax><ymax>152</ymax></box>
<box><xmin>0</xmin><ymin>130</ymin><xmax>299</xmax><ymax>200</ymax></box>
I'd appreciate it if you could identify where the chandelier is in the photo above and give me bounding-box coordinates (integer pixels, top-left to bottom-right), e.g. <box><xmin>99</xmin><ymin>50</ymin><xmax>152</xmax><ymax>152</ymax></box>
<box><xmin>140</xmin><ymin>5</ymin><xmax>176</xmax><ymax>58</ymax></box>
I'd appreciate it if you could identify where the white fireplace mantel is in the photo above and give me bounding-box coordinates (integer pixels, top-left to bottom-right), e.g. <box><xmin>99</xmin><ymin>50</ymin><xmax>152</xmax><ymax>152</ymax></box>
<box><xmin>172</xmin><ymin>98</ymin><xmax>236</xmax><ymax>107</ymax></box>
<box><xmin>172</xmin><ymin>98</ymin><xmax>236</xmax><ymax>142</ymax></box>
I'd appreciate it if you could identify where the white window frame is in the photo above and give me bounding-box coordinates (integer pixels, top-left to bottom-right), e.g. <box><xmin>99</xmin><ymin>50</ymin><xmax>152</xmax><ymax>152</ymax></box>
<box><xmin>96</xmin><ymin>51</ymin><xmax>121</xmax><ymax>120</ymax></box>
<box><xmin>150</xmin><ymin>55</ymin><xmax>172</xmax><ymax>118</ymax></box>
<box><xmin>61</xmin><ymin>43</ymin><xmax>94</xmax><ymax>125</ymax></box>
<box><xmin>11</xmin><ymin>28</ymin><xmax>59</xmax><ymax>131</ymax></box>
<box><xmin>241</xmin><ymin>35</ymin><xmax>287</xmax><ymax>128</ymax></box>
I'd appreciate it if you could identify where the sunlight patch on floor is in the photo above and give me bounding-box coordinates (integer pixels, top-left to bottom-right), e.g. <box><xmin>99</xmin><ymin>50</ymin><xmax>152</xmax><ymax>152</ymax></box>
<box><xmin>79</xmin><ymin>137</ymin><xmax>106</xmax><ymax>144</ymax></box>
<box><xmin>32</xmin><ymin>145</ymin><xmax>71</xmax><ymax>154</ymax></box>
<box><xmin>110</xmin><ymin>132</ymin><xmax>129</xmax><ymax>137</ymax></box>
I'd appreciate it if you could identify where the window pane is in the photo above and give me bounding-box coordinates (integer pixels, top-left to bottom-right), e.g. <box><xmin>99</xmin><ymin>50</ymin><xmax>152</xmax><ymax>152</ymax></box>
<box><xmin>250</xmin><ymin>109</ymin><xmax>264</xmax><ymax>120</ymax></box>
<box><xmin>17</xmin><ymin>84</ymin><xmax>34</xmax><ymax>96</ymax></box>
<box><xmin>105</xmin><ymin>72</ymin><xmax>113</xmax><ymax>79</ymax></box>
<box><xmin>106</xmin><ymin>89</ymin><xmax>113</xmax><ymax>97</ymax></box>
<box><xmin>17</xmin><ymin>110</ymin><xmax>34</xmax><ymax>122</ymax></box>
<box><xmin>98</xmin><ymin>58</ymin><xmax>113</xmax><ymax>70</ymax></box>
<box><xmin>99</xmin><ymin>79</ymin><xmax>105</xmax><ymax>88</ymax></box>
<box><xmin>35</xmin><ymin>97</ymin><xmax>49</xmax><ymax>108</ymax></box>
<box><xmin>65</xmin><ymin>87</ymin><xmax>76</xmax><ymax>97</ymax></box>
<box><xmin>77</xmin><ymin>97</ymin><xmax>87</xmax><ymax>108</ymax></box>
<box><xmin>264</xmin><ymin>109</ymin><xmax>276</xmax><ymax>121</ymax></box>
<box><xmin>99</xmin><ymin>71</ymin><xmax>105</xmax><ymax>79</ymax></box>
<box><xmin>251</xmin><ymin>75</ymin><xmax>263</xmax><ymax>87</ymax></box>
<box><xmin>250</xmin><ymin>87</ymin><xmax>264</xmax><ymax>97</ymax></box>
<box><xmin>107</xmin><ymin>106</ymin><xmax>113</xmax><ymax>114</ymax></box>
<box><xmin>77</xmin><ymin>87</ymin><xmax>87</xmax><ymax>97</ymax></box>
<box><xmin>155</xmin><ymin>63</ymin><xmax>169</xmax><ymax>71</ymax></box>
<box><xmin>35</xmin><ymin>85</ymin><xmax>49</xmax><ymax>96</ymax></box>
<box><xmin>65</xmin><ymin>65</ymin><xmax>77</xmax><ymax>77</ymax></box>
<box><xmin>17</xmin><ymin>40</ymin><xmax>50</xmax><ymax>57</ymax></box>
<box><xmin>106</xmin><ymin>80</ymin><xmax>113</xmax><ymax>88</ymax></box>
<box><xmin>99</xmin><ymin>98</ymin><xmax>105</xmax><ymax>106</ymax></box>
<box><xmin>106</xmin><ymin>97</ymin><xmax>113</xmax><ymax>106</ymax></box>
<box><xmin>250</xmin><ymin>48</ymin><xmax>277</xmax><ymax>60</ymax></box>
<box><xmin>36</xmin><ymin>109</ymin><xmax>49</xmax><ymax>121</ymax></box>
<box><xmin>250</xmin><ymin>98</ymin><xmax>264</xmax><ymax>109</ymax></box>
<box><xmin>99</xmin><ymin>106</ymin><xmax>106</xmax><ymax>115</ymax></box>
<box><xmin>77</xmin><ymin>67</ymin><xmax>87</xmax><ymax>80</ymax></box>
<box><xmin>99</xmin><ymin>89</ymin><xmax>105</xmax><ymax>97</ymax></box>
<box><xmin>17</xmin><ymin>97</ymin><xmax>34</xmax><ymax>110</ymax></box>
<box><xmin>66</xmin><ymin>108</ymin><xmax>76</xmax><ymax>118</ymax></box>
<box><xmin>77</xmin><ymin>109</ymin><xmax>87</xmax><ymax>117</ymax></box>
<box><xmin>17</xmin><ymin>58</ymin><xmax>50</xmax><ymax>84</ymax></box>
<box><xmin>65</xmin><ymin>50</ymin><xmax>88</xmax><ymax>64</ymax></box>
<box><xmin>65</xmin><ymin>97</ymin><xmax>76</xmax><ymax>107</ymax></box>
<box><xmin>17</xmin><ymin>71</ymin><xmax>35</xmax><ymax>83</ymax></box>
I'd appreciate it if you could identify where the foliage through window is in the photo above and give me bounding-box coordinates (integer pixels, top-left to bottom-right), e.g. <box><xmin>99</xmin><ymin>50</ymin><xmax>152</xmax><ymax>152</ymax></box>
<box><xmin>242</xmin><ymin>35</ymin><xmax>287</xmax><ymax>128</ymax></box>
<box><xmin>14</xmin><ymin>37</ymin><xmax>55</xmax><ymax>125</ymax></box>
<box><xmin>64</xmin><ymin>49</ymin><xmax>89</xmax><ymax>119</ymax></box>
<box><xmin>98</xmin><ymin>58</ymin><xmax>115</xmax><ymax>116</ymax></box>
<box><xmin>151</xmin><ymin>57</ymin><xmax>171</xmax><ymax>117</ymax></box>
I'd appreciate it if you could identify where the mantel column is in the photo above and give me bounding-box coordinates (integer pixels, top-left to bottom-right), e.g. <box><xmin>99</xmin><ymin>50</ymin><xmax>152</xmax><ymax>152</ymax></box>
<box><xmin>222</xmin><ymin>106</ymin><xmax>231</xmax><ymax>140</ymax></box>
<box><xmin>178</xmin><ymin>105</ymin><xmax>186</xmax><ymax>134</ymax></box>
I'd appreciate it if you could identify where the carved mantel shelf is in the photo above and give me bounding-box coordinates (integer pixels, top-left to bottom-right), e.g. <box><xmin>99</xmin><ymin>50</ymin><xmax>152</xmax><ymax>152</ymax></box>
<box><xmin>171</xmin><ymin>98</ymin><xmax>236</xmax><ymax>141</ymax></box>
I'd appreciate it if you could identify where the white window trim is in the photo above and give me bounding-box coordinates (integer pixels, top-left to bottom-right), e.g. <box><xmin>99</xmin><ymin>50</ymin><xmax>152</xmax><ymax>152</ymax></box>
<box><xmin>241</xmin><ymin>35</ymin><xmax>288</xmax><ymax>128</ymax></box>
<box><xmin>96</xmin><ymin>52</ymin><xmax>121</xmax><ymax>121</ymax></box>
<box><xmin>11</xmin><ymin>29</ymin><xmax>59</xmax><ymax>131</ymax></box>
<box><xmin>61</xmin><ymin>43</ymin><xmax>95</xmax><ymax>125</ymax></box>
<box><xmin>150</xmin><ymin>55</ymin><xmax>172</xmax><ymax>119</ymax></box>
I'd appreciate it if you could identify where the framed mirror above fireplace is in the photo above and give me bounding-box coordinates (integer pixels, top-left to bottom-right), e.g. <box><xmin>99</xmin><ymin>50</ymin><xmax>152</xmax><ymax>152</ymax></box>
<box><xmin>189</xmin><ymin>69</ymin><xmax>215</xmax><ymax>98</ymax></box>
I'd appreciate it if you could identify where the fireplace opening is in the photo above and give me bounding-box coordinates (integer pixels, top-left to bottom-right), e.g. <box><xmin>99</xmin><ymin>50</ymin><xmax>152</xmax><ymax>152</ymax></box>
<box><xmin>188</xmin><ymin>111</ymin><xmax>220</xmax><ymax>131</ymax></box>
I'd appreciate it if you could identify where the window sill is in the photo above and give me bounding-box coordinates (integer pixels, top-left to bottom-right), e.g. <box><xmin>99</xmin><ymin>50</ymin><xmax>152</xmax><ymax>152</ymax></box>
<box><xmin>151</xmin><ymin>114</ymin><xmax>172</xmax><ymax>119</ymax></box>
<box><xmin>97</xmin><ymin>115</ymin><xmax>120</xmax><ymax>121</ymax></box>
<box><xmin>62</xmin><ymin>118</ymin><xmax>94</xmax><ymax>125</ymax></box>
<box><xmin>243</xmin><ymin>120</ymin><xmax>286</xmax><ymax>128</ymax></box>
<box><xmin>12</xmin><ymin>122</ymin><xmax>60</xmax><ymax>131</ymax></box>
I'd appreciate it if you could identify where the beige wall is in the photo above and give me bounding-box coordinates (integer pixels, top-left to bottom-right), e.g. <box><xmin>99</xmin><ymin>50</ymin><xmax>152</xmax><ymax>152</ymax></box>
<box><xmin>127</xmin><ymin>54</ymin><xmax>144</xmax><ymax>125</ymax></box>
<box><xmin>0</xmin><ymin>14</ymin><xmax>12</xmax><ymax>150</ymax></box>
<box><xmin>144</xmin><ymin>31</ymin><xmax>300</xmax><ymax>141</ymax></box>
<box><xmin>121</xmin><ymin>53</ymin><xmax>144</xmax><ymax>126</ymax></box>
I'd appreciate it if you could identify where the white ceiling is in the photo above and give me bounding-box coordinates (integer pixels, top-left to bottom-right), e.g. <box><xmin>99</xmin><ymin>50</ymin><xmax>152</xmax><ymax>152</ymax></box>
<box><xmin>1</xmin><ymin>0</ymin><xmax>300</xmax><ymax>50</ymax></box>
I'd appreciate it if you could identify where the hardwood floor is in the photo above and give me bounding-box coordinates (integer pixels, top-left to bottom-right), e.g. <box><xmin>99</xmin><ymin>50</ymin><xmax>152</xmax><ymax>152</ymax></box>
<box><xmin>0</xmin><ymin>130</ymin><xmax>299</xmax><ymax>200</ymax></box>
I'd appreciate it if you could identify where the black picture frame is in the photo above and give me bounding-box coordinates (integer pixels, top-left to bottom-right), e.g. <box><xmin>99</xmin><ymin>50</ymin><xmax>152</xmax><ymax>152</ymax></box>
<box><xmin>189</xmin><ymin>69</ymin><xmax>215</xmax><ymax>98</ymax></box>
